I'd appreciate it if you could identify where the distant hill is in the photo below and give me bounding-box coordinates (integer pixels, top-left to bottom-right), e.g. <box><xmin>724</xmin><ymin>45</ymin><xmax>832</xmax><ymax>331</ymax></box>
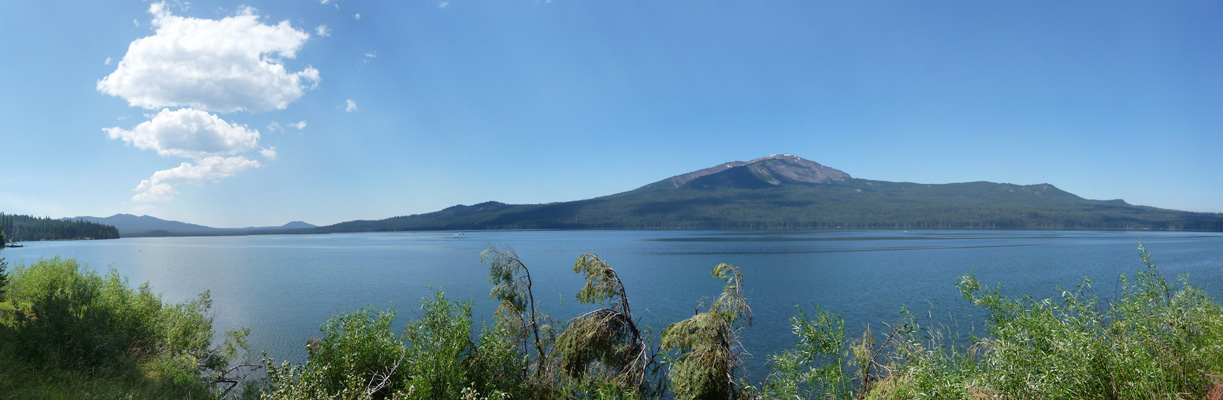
<box><xmin>273</xmin><ymin>221</ymin><xmax>317</xmax><ymax>230</ymax></box>
<box><xmin>75</xmin><ymin>214</ymin><xmax>317</xmax><ymax>237</ymax></box>
<box><xmin>319</xmin><ymin>154</ymin><xmax>1223</xmax><ymax>232</ymax></box>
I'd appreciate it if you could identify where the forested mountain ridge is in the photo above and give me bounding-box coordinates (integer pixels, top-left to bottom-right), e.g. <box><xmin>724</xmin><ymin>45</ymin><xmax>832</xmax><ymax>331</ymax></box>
<box><xmin>318</xmin><ymin>155</ymin><xmax>1223</xmax><ymax>232</ymax></box>
<box><xmin>74</xmin><ymin>214</ymin><xmax>317</xmax><ymax>237</ymax></box>
<box><xmin>0</xmin><ymin>213</ymin><xmax>120</xmax><ymax>241</ymax></box>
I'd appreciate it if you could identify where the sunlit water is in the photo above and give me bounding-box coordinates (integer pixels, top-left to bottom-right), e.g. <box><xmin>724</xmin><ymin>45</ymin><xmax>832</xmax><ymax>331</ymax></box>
<box><xmin>7</xmin><ymin>230</ymin><xmax>1223</xmax><ymax>382</ymax></box>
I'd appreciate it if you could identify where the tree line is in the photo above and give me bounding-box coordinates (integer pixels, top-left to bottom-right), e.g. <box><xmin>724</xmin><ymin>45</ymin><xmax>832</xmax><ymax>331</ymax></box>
<box><xmin>0</xmin><ymin>213</ymin><xmax>120</xmax><ymax>242</ymax></box>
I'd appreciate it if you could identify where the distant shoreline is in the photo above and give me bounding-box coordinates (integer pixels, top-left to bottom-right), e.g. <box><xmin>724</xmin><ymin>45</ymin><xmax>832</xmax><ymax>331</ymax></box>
<box><xmin>105</xmin><ymin>226</ymin><xmax>1223</xmax><ymax>240</ymax></box>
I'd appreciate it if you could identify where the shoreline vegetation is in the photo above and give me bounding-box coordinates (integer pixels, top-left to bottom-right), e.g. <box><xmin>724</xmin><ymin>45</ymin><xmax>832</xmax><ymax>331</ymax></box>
<box><xmin>1</xmin><ymin>238</ymin><xmax>1221</xmax><ymax>399</ymax></box>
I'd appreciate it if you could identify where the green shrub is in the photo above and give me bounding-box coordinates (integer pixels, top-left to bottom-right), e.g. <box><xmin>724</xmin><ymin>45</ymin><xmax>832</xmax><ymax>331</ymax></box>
<box><xmin>958</xmin><ymin>243</ymin><xmax>1223</xmax><ymax>399</ymax></box>
<box><xmin>0</xmin><ymin>257</ymin><xmax>249</xmax><ymax>398</ymax></box>
<box><xmin>264</xmin><ymin>307</ymin><xmax>408</xmax><ymax>399</ymax></box>
<box><xmin>466</xmin><ymin>319</ymin><xmax>530</xmax><ymax>399</ymax></box>
<box><xmin>403</xmin><ymin>291</ymin><xmax>478</xmax><ymax>399</ymax></box>
<box><xmin>263</xmin><ymin>291</ymin><xmax>491</xmax><ymax>400</ymax></box>
<box><xmin>662</xmin><ymin>263</ymin><xmax>753</xmax><ymax>399</ymax></box>
<box><xmin>753</xmin><ymin>306</ymin><xmax>851</xmax><ymax>400</ymax></box>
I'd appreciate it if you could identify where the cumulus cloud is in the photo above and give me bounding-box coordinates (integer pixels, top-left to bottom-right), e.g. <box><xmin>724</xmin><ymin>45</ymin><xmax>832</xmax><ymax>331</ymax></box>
<box><xmin>133</xmin><ymin>156</ymin><xmax>260</xmax><ymax>202</ymax></box>
<box><xmin>260</xmin><ymin>147</ymin><xmax>278</xmax><ymax>160</ymax></box>
<box><xmin>439</xmin><ymin>1</ymin><xmax>450</xmax><ymax>8</ymax></box>
<box><xmin>105</xmin><ymin>57</ymin><xmax>112</xmax><ymax>65</ymax></box>
<box><xmin>354</xmin><ymin>13</ymin><xmax>361</xmax><ymax>20</ymax></box>
<box><xmin>345</xmin><ymin>99</ymin><xmax>357</xmax><ymax>112</ymax></box>
<box><xmin>316</xmin><ymin>24</ymin><xmax>330</xmax><ymax>37</ymax></box>
<box><xmin>105</xmin><ymin>108</ymin><xmax>260</xmax><ymax>159</ymax></box>
<box><xmin>97</xmin><ymin>3</ymin><xmax>319</xmax><ymax>113</ymax></box>
<box><xmin>289</xmin><ymin>120</ymin><xmax>307</xmax><ymax>129</ymax></box>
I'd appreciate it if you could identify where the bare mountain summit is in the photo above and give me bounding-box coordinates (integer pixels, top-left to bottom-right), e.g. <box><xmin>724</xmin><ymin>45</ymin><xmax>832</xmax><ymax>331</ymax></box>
<box><xmin>644</xmin><ymin>154</ymin><xmax>850</xmax><ymax>190</ymax></box>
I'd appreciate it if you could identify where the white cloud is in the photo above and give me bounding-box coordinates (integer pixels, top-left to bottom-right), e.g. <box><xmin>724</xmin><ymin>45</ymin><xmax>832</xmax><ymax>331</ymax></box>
<box><xmin>354</xmin><ymin>13</ymin><xmax>361</xmax><ymax>20</ymax></box>
<box><xmin>267</xmin><ymin>120</ymin><xmax>306</xmax><ymax>133</ymax></box>
<box><xmin>98</xmin><ymin>3</ymin><xmax>319</xmax><ymax>113</ymax></box>
<box><xmin>105</xmin><ymin>57</ymin><xmax>112</xmax><ymax>65</ymax></box>
<box><xmin>320</xmin><ymin>0</ymin><xmax>330</xmax><ymax>4</ymax></box>
<box><xmin>316</xmin><ymin>24</ymin><xmax>330</xmax><ymax>37</ymax></box>
<box><xmin>133</xmin><ymin>18</ymin><xmax>140</xmax><ymax>27</ymax></box>
<box><xmin>133</xmin><ymin>182</ymin><xmax>177</xmax><ymax>202</ymax></box>
<box><xmin>133</xmin><ymin>156</ymin><xmax>260</xmax><ymax>202</ymax></box>
<box><xmin>260</xmin><ymin>147</ymin><xmax>278</xmax><ymax>160</ymax></box>
<box><xmin>439</xmin><ymin>1</ymin><xmax>450</xmax><ymax>8</ymax></box>
<box><xmin>105</xmin><ymin>108</ymin><xmax>260</xmax><ymax>159</ymax></box>
<box><xmin>345</xmin><ymin>99</ymin><xmax>357</xmax><ymax>112</ymax></box>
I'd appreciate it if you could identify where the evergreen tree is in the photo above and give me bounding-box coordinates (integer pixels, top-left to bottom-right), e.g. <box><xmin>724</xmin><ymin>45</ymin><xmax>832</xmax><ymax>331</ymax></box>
<box><xmin>0</xmin><ymin>230</ymin><xmax>7</xmax><ymax>299</ymax></box>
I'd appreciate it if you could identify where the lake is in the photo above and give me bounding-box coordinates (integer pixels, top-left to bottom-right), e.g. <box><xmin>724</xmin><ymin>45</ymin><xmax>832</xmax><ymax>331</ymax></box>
<box><xmin>6</xmin><ymin>230</ymin><xmax>1223</xmax><ymax>381</ymax></box>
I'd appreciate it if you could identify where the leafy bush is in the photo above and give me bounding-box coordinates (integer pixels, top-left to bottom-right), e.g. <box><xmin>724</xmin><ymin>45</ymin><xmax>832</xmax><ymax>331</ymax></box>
<box><xmin>403</xmin><ymin>291</ymin><xmax>478</xmax><ymax>399</ymax></box>
<box><xmin>0</xmin><ymin>257</ymin><xmax>249</xmax><ymax>398</ymax></box>
<box><xmin>956</xmin><ymin>243</ymin><xmax>1223</xmax><ymax>399</ymax></box>
<box><xmin>263</xmin><ymin>307</ymin><xmax>409</xmax><ymax>399</ymax></box>
<box><xmin>662</xmin><ymin>263</ymin><xmax>752</xmax><ymax>399</ymax></box>
<box><xmin>263</xmin><ymin>291</ymin><xmax>499</xmax><ymax>400</ymax></box>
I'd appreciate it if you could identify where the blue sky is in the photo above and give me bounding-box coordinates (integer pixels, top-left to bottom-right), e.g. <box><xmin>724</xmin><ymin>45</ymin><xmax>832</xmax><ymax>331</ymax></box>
<box><xmin>2</xmin><ymin>1</ymin><xmax>1221</xmax><ymax>227</ymax></box>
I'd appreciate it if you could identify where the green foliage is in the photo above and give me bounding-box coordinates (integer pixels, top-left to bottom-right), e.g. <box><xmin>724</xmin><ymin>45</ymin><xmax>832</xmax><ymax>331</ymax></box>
<box><xmin>662</xmin><ymin>263</ymin><xmax>753</xmax><ymax>399</ymax></box>
<box><xmin>481</xmin><ymin>245</ymin><xmax>552</xmax><ymax>379</ymax></box>
<box><xmin>403</xmin><ymin>291</ymin><xmax>477</xmax><ymax>399</ymax></box>
<box><xmin>466</xmin><ymin>319</ymin><xmax>531</xmax><ymax>399</ymax></box>
<box><xmin>263</xmin><ymin>292</ymin><xmax>504</xmax><ymax>400</ymax></box>
<box><xmin>0</xmin><ymin>229</ymin><xmax>7</xmax><ymax>300</ymax></box>
<box><xmin>24</xmin><ymin>243</ymin><xmax>1209</xmax><ymax>400</ymax></box>
<box><xmin>954</xmin><ymin>243</ymin><xmax>1223</xmax><ymax>399</ymax></box>
<box><xmin>0</xmin><ymin>257</ymin><xmax>249</xmax><ymax>398</ymax></box>
<box><xmin>556</xmin><ymin>254</ymin><xmax>652</xmax><ymax>392</ymax></box>
<box><xmin>0</xmin><ymin>213</ymin><xmax>121</xmax><ymax>242</ymax></box>
<box><xmin>265</xmin><ymin>307</ymin><xmax>409</xmax><ymax>399</ymax></box>
<box><xmin>754</xmin><ymin>307</ymin><xmax>851</xmax><ymax>400</ymax></box>
<box><xmin>748</xmin><ymin>243</ymin><xmax>1223</xmax><ymax>400</ymax></box>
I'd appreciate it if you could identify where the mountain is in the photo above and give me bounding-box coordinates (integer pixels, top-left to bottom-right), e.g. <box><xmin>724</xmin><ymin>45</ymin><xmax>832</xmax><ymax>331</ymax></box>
<box><xmin>75</xmin><ymin>214</ymin><xmax>316</xmax><ymax>237</ymax></box>
<box><xmin>318</xmin><ymin>154</ymin><xmax>1223</xmax><ymax>232</ymax></box>
<box><xmin>276</xmin><ymin>221</ymin><xmax>318</xmax><ymax>230</ymax></box>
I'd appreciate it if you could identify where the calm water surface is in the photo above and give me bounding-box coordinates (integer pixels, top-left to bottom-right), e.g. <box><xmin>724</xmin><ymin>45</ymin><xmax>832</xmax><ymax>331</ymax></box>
<box><xmin>7</xmin><ymin>230</ymin><xmax>1223</xmax><ymax>380</ymax></box>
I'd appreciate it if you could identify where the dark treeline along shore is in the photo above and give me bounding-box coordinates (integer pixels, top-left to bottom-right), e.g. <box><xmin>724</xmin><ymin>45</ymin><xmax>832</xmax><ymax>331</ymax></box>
<box><xmin>0</xmin><ymin>213</ymin><xmax>119</xmax><ymax>242</ymax></box>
